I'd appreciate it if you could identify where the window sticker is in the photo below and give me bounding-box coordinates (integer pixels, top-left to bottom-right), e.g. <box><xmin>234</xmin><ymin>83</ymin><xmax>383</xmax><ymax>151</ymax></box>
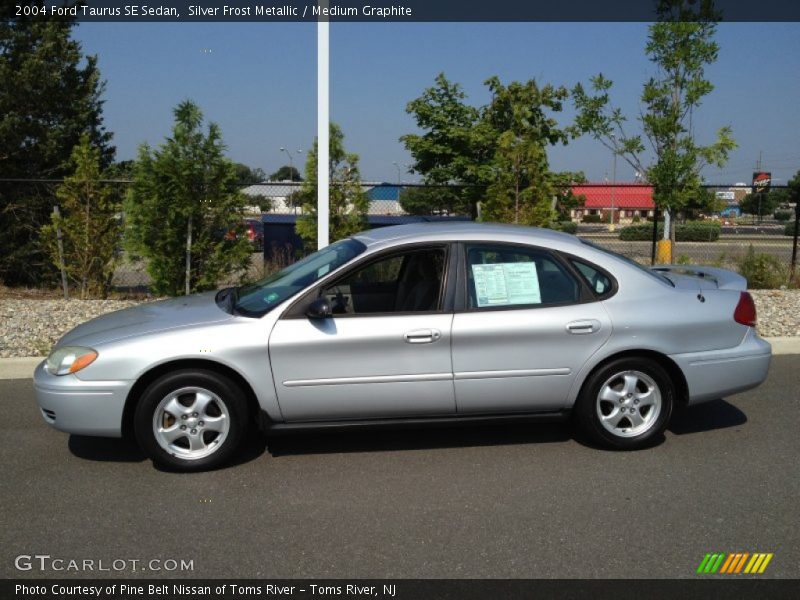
<box><xmin>471</xmin><ymin>262</ymin><xmax>541</xmax><ymax>307</ymax></box>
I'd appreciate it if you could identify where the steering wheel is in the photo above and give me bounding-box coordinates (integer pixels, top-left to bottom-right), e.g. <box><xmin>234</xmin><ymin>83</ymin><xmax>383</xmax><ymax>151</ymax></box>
<box><xmin>332</xmin><ymin>286</ymin><xmax>350</xmax><ymax>313</ymax></box>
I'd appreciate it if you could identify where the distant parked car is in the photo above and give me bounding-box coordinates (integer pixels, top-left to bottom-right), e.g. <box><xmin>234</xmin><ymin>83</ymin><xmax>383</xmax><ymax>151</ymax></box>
<box><xmin>243</xmin><ymin>219</ymin><xmax>264</xmax><ymax>251</ymax></box>
<box><xmin>221</xmin><ymin>219</ymin><xmax>263</xmax><ymax>251</ymax></box>
<box><xmin>34</xmin><ymin>223</ymin><xmax>771</xmax><ymax>471</ymax></box>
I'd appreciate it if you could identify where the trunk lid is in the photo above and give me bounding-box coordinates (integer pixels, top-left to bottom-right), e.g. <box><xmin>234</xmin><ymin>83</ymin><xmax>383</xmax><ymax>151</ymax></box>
<box><xmin>650</xmin><ymin>265</ymin><xmax>748</xmax><ymax>291</ymax></box>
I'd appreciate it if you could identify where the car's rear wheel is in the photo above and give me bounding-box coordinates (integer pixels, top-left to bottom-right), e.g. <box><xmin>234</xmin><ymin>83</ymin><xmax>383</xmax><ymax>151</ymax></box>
<box><xmin>134</xmin><ymin>370</ymin><xmax>249</xmax><ymax>471</ymax></box>
<box><xmin>575</xmin><ymin>357</ymin><xmax>674</xmax><ymax>449</ymax></box>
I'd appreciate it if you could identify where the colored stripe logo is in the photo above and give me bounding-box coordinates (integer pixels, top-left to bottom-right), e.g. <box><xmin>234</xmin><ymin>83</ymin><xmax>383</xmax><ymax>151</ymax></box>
<box><xmin>696</xmin><ymin>552</ymin><xmax>773</xmax><ymax>574</ymax></box>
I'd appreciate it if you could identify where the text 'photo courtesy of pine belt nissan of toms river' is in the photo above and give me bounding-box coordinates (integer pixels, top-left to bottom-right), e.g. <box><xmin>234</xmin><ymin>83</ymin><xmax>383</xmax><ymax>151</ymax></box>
<box><xmin>34</xmin><ymin>223</ymin><xmax>771</xmax><ymax>471</ymax></box>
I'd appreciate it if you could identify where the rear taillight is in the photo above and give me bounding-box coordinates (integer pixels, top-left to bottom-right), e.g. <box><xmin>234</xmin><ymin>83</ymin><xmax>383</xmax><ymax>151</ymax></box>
<box><xmin>734</xmin><ymin>291</ymin><xmax>757</xmax><ymax>327</ymax></box>
<box><xmin>248</xmin><ymin>226</ymin><xmax>255</xmax><ymax>240</ymax></box>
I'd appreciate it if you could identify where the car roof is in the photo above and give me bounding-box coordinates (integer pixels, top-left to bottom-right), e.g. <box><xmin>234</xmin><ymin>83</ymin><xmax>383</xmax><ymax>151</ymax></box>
<box><xmin>352</xmin><ymin>222</ymin><xmax>582</xmax><ymax>250</ymax></box>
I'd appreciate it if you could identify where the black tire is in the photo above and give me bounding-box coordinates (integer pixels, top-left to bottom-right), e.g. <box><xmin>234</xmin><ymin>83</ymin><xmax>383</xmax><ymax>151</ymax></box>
<box><xmin>134</xmin><ymin>369</ymin><xmax>250</xmax><ymax>471</ymax></box>
<box><xmin>575</xmin><ymin>357</ymin><xmax>674</xmax><ymax>450</ymax></box>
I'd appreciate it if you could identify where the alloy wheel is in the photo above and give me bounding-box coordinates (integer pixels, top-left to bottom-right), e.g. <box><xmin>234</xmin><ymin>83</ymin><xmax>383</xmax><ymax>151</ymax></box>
<box><xmin>152</xmin><ymin>387</ymin><xmax>230</xmax><ymax>460</ymax></box>
<box><xmin>595</xmin><ymin>370</ymin><xmax>662</xmax><ymax>438</ymax></box>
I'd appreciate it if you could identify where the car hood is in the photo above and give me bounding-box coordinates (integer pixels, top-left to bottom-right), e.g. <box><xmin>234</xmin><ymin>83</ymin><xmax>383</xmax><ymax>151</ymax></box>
<box><xmin>56</xmin><ymin>291</ymin><xmax>233</xmax><ymax>348</ymax></box>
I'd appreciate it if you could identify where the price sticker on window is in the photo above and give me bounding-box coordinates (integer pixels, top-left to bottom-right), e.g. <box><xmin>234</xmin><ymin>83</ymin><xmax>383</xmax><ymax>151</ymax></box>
<box><xmin>472</xmin><ymin>262</ymin><xmax>541</xmax><ymax>307</ymax></box>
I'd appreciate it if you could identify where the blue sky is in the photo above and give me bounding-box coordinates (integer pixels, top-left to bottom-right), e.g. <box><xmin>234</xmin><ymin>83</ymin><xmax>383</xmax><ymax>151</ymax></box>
<box><xmin>74</xmin><ymin>21</ymin><xmax>800</xmax><ymax>185</ymax></box>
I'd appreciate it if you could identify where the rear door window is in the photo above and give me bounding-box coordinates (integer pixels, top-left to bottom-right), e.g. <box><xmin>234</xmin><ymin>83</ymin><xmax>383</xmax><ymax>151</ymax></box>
<box><xmin>571</xmin><ymin>260</ymin><xmax>613</xmax><ymax>296</ymax></box>
<box><xmin>465</xmin><ymin>244</ymin><xmax>580</xmax><ymax>309</ymax></box>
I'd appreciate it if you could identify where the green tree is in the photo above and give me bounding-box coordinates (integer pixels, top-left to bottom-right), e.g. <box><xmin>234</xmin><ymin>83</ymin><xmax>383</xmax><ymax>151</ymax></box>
<box><xmin>104</xmin><ymin>160</ymin><xmax>136</xmax><ymax>212</ymax></box>
<box><xmin>125</xmin><ymin>101</ymin><xmax>252</xmax><ymax>296</ymax></box>
<box><xmin>788</xmin><ymin>170</ymin><xmax>800</xmax><ymax>281</ymax></box>
<box><xmin>739</xmin><ymin>188</ymin><xmax>788</xmax><ymax>221</ymax></box>
<box><xmin>233</xmin><ymin>163</ymin><xmax>266</xmax><ymax>185</ymax></box>
<box><xmin>0</xmin><ymin>5</ymin><xmax>113</xmax><ymax>285</ymax></box>
<box><xmin>683</xmin><ymin>187</ymin><xmax>725</xmax><ymax>218</ymax></box>
<box><xmin>269</xmin><ymin>165</ymin><xmax>302</xmax><ymax>182</ymax></box>
<box><xmin>790</xmin><ymin>170</ymin><xmax>800</xmax><ymax>203</ymax></box>
<box><xmin>480</xmin><ymin>77</ymin><xmax>570</xmax><ymax>226</ymax></box>
<box><xmin>295</xmin><ymin>123</ymin><xmax>368</xmax><ymax>250</ymax></box>
<box><xmin>231</xmin><ymin>163</ymin><xmax>271</xmax><ymax>211</ymax></box>
<box><xmin>40</xmin><ymin>136</ymin><xmax>121</xmax><ymax>299</ymax></box>
<box><xmin>285</xmin><ymin>190</ymin><xmax>306</xmax><ymax>210</ymax></box>
<box><xmin>105</xmin><ymin>160</ymin><xmax>136</xmax><ymax>180</ymax></box>
<box><xmin>402</xmin><ymin>73</ymin><xmax>571</xmax><ymax>224</ymax></box>
<box><xmin>551</xmin><ymin>171</ymin><xmax>587</xmax><ymax>221</ymax></box>
<box><xmin>571</xmin><ymin>0</ymin><xmax>735</xmax><ymax>253</ymax></box>
<box><xmin>401</xmin><ymin>73</ymin><xmax>493</xmax><ymax>218</ymax></box>
<box><xmin>399</xmin><ymin>185</ymin><xmax>471</xmax><ymax>216</ymax></box>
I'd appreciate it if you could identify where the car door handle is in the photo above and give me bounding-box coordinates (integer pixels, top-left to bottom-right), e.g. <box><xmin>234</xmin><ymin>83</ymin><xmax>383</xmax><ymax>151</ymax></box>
<box><xmin>404</xmin><ymin>329</ymin><xmax>441</xmax><ymax>344</ymax></box>
<box><xmin>566</xmin><ymin>320</ymin><xmax>600</xmax><ymax>334</ymax></box>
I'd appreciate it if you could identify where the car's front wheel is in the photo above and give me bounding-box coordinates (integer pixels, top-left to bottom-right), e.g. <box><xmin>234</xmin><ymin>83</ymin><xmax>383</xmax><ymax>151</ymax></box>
<box><xmin>575</xmin><ymin>357</ymin><xmax>674</xmax><ymax>449</ymax></box>
<box><xmin>134</xmin><ymin>369</ymin><xmax>249</xmax><ymax>471</ymax></box>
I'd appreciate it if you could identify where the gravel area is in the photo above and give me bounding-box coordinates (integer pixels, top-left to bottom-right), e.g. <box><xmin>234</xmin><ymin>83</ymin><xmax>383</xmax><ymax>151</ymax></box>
<box><xmin>750</xmin><ymin>289</ymin><xmax>800</xmax><ymax>337</ymax></box>
<box><xmin>1</xmin><ymin>290</ymin><xmax>799</xmax><ymax>358</ymax></box>
<box><xmin>0</xmin><ymin>298</ymin><xmax>147</xmax><ymax>358</ymax></box>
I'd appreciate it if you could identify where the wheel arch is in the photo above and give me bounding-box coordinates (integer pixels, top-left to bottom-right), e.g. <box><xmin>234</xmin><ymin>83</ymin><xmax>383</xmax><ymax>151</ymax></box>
<box><xmin>574</xmin><ymin>349</ymin><xmax>689</xmax><ymax>408</ymax></box>
<box><xmin>122</xmin><ymin>359</ymin><xmax>262</xmax><ymax>440</ymax></box>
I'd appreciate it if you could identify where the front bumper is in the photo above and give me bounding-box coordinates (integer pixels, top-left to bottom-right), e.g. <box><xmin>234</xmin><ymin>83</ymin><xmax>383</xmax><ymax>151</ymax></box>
<box><xmin>669</xmin><ymin>329</ymin><xmax>772</xmax><ymax>405</ymax></box>
<box><xmin>33</xmin><ymin>361</ymin><xmax>132</xmax><ymax>437</ymax></box>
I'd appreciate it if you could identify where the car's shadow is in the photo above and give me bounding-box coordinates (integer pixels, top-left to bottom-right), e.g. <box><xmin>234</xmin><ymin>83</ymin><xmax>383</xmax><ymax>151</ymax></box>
<box><xmin>574</xmin><ymin>398</ymin><xmax>748</xmax><ymax>450</ymax></box>
<box><xmin>66</xmin><ymin>399</ymin><xmax>746</xmax><ymax>465</ymax></box>
<box><xmin>68</xmin><ymin>435</ymin><xmax>147</xmax><ymax>462</ymax></box>
<box><xmin>68</xmin><ymin>431</ymin><xmax>269</xmax><ymax>471</ymax></box>
<box><xmin>266</xmin><ymin>421</ymin><xmax>572</xmax><ymax>457</ymax></box>
<box><xmin>269</xmin><ymin>399</ymin><xmax>747</xmax><ymax>456</ymax></box>
<box><xmin>668</xmin><ymin>398</ymin><xmax>747</xmax><ymax>435</ymax></box>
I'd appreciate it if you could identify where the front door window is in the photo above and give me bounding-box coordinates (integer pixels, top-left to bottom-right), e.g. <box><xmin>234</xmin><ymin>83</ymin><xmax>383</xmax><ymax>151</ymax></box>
<box><xmin>320</xmin><ymin>247</ymin><xmax>446</xmax><ymax>315</ymax></box>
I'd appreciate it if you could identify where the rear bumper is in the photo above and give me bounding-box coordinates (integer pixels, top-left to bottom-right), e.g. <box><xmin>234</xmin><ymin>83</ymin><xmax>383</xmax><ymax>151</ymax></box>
<box><xmin>669</xmin><ymin>329</ymin><xmax>771</xmax><ymax>405</ymax></box>
<box><xmin>33</xmin><ymin>361</ymin><xmax>131</xmax><ymax>437</ymax></box>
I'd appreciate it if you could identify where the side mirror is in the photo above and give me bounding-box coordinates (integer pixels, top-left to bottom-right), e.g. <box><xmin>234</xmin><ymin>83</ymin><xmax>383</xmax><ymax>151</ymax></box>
<box><xmin>306</xmin><ymin>297</ymin><xmax>332</xmax><ymax>319</ymax></box>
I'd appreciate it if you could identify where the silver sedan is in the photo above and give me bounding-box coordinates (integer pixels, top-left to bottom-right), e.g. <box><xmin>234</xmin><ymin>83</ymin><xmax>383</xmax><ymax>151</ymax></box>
<box><xmin>34</xmin><ymin>223</ymin><xmax>771</xmax><ymax>471</ymax></box>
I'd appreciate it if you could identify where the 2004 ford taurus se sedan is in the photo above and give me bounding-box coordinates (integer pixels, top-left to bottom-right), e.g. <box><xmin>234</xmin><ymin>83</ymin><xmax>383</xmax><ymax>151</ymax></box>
<box><xmin>34</xmin><ymin>223</ymin><xmax>771</xmax><ymax>471</ymax></box>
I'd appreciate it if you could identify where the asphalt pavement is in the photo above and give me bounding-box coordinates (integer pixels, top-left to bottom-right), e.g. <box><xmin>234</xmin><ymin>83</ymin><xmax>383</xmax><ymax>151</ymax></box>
<box><xmin>1</xmin><ymin>358</ymin><xmax>799</xmax><ymax>579</ymax></box>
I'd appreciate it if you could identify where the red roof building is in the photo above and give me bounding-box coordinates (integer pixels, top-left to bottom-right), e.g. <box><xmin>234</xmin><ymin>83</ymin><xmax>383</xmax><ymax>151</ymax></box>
<box><xmin>570</xmin><ymin>183</ymin><xmax>655</xmax><ymax>223</ymax></box>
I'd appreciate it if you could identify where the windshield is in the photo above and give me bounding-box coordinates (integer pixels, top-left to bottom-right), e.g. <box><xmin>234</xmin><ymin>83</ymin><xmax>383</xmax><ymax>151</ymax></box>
<box><xmin>580</xmin><ymin>239</ymin><xmax>673</xmax><ymax>286</ymax></box>
<box><xmin>234</xmin><ymin>238</ymin><xmax>367</xmax><ymax>317</ymax></box>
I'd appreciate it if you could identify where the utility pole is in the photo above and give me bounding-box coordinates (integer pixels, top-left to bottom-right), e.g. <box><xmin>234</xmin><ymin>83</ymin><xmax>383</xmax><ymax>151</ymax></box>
<box><xmin>609</xmin><ymin>134</ymin><xmax>617</xmax><ymax>232</ymax></box>
<box><xmin>392</xmin><ymin>161</ymin><xmax>402</xmax><ymax>185</ymax></box>
<box><xmin>610</xmin><ymin>150</ymin><xmax>617</xmax><ymax>232</ymax></box>
<box><xmin>756</xmin><ymin>151</ymin><xmax>764</xmax><ymax>224</ymax></box>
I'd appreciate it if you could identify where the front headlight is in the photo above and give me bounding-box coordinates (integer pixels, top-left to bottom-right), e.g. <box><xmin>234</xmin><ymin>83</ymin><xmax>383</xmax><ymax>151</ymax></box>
<box><xmin>45</xmin><ymin>346</ymin><xmax>98</xmax><ymax>376</ymax></box>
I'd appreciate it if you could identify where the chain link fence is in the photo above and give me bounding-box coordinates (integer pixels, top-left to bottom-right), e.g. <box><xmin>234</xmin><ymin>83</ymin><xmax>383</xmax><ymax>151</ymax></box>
<box><xmin>2</xmin><ymin>179</ymin><xmax>797</xmax><ymax>297</ymax></box>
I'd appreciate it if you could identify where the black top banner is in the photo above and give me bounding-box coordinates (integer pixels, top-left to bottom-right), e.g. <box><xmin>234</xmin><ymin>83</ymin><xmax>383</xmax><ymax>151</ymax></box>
<box><xmin>3</xmin><ymin>0</ymin><xmax>800</xmax><ymax>22</ymax></box>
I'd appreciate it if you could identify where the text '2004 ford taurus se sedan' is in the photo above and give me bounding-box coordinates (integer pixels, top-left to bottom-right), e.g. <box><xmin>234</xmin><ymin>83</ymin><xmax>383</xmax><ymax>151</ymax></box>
<box><xmin>34</xmin><ymin>223</ymin><xmax>771</xmax><ymax>471</ymax></box>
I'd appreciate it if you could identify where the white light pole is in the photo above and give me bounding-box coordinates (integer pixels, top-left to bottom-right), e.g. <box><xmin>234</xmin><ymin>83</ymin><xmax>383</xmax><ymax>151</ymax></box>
<box><xmin>317</xmin><ymin>4</ymin><xmax>329</xmax><ymax>249</ymax></box>
<box><xmin>279</xmin><ymin>147</ymin><xmax>302</xmax><ymax>181</ymax></box>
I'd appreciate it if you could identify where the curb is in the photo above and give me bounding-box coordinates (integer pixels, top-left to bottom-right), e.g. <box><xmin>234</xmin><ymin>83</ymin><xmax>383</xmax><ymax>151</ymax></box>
<box><xmin>764</xmin><ymin>337</ymin><xmax>800</xmax><ymax>356</ymax></box>
<box><xmin>2</xmin><ymin>337</ymin><xmax>799</xmax><ymax>381</ymax></box>
<box><xmin>0</xmin><ymin>357</ymin><xmax>44</xmax><ymax>380</ymax></box>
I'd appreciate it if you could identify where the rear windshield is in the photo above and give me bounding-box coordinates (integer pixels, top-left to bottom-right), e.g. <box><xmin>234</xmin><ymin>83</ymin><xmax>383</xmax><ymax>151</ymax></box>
<box><xmin>579</xmin><ymin>239</ymin><xmax>673</xmax><ymax>286</ymax></box>
<box><xmin>234</xmin><ymin>239</ymin><xmax>367</xmax><ymax>317</ymax></box>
